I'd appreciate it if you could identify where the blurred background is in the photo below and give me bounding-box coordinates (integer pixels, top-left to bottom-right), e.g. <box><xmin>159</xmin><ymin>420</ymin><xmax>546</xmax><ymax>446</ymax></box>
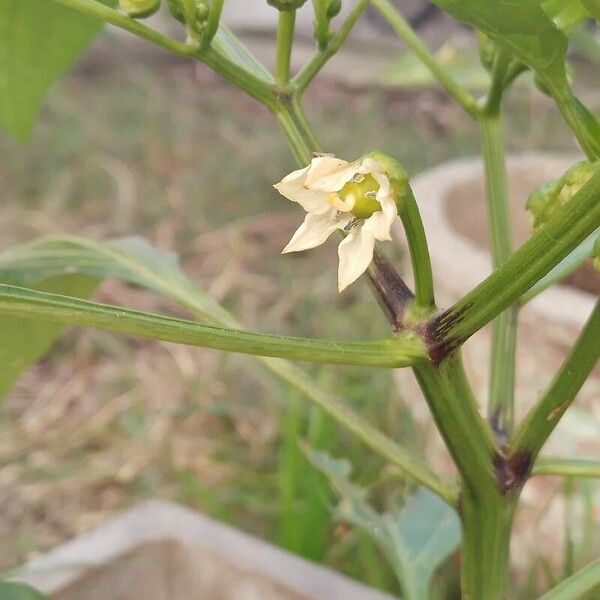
<box><xmin>1</xmin><ymin>1</ymin><xmax>599</xmax><ymax>597</ymax></box>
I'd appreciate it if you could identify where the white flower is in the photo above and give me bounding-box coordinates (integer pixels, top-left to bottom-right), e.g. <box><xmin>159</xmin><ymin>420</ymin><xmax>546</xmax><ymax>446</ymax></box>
<box><xmin>274</xmin><ymin>154</ymin><xmax>398</xmax><ymax>291</ymax></box>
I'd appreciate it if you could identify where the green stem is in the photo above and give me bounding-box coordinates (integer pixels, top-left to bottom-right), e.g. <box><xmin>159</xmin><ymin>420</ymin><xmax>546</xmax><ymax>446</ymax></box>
<box><xmin>399</xmin><ymin>188</ymin><xmax>435</xmax><ymax>311</ymax></box>
<box><xmin>413</xmin><ymin>355</ymin><xmax>497</xmax><ymax>499</ymax></box>
<box><xmin>478</xmin><ymin>114</ymin><xmax>517</xmax><ymax>437</ymax></box>
<box><xmin>273</xmin><ymin>96</ymin><xmax>321</xmax><ymax>163</ymax></box>
<box><xmin>369</xmin><ymin>0</ymin><xmax>479</xmax><ymax>116</ymax></box>
<box><xmin>0</xmin><ymin>284</ymin><xmax>428</xmax><ymax>368</ymax></box>
<box><xmin>266</xmin><ymin>359</ymin><xmax>458</xmax><ymax>506</ymax></box>
<box><xmin>531</xmin><ymin>458</ymin><xmax>600</xmax><ymax>479</ymax></box>
<box><xmin>275</xmin><ymin>10</ymin><xmax>296</xmax><ymax>84</ymax></box>
<box><xmin>510</xmin><ymin>301</ymin><xmax>600</xmax><ymax>460</ymax></box>
<box><xmin>546</xmin><ymin>78</ymin><xmax>600</xmax><ymax>161</ymax></box>
<box><xmin>432</xmin><ymin>168</ymin><xmax>600</xmax><ymax>351</ymax></box>
<box><xmin>461</xmin><ymin>492</ymin><xmax>516</xmax><ymax>600</ymax></box>
<box><xmin>202</xmin><ymin>0</ymin><xmax>224</xmax><ymax>48</ymax></box>
<box><xmin>52</xmin><ymin>0</ymin><xmax>278</xmax><ymax>109</ymax></box>
<box><xmin>294</xmin><ymin>0</ymin><xmax>370</xmax><ymax>92</ymax></box>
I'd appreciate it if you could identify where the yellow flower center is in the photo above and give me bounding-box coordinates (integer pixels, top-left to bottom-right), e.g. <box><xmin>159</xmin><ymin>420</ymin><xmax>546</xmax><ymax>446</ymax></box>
<box><xmin>326</xmin><ymin>174</ymin><xmax>382</xmax><ymax>219</ymax></box>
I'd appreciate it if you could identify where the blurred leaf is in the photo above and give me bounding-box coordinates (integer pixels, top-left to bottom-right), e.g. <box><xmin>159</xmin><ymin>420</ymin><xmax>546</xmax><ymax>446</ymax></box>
<box><xmin>213</xmin><ymin>25</ymin><xmax>274</xmax><ymax>83</ymax></box>
<box><xmin>0</xmin><ymin>274</ymin><xmax>99</xmax><ymax>399</ymax></box>
<box><xmin>538</xmin><ymin>559</ymin><xmax>600</xmax><ymax>599</ymax></box>
<box><xmin>0</xmin><ymin>235</ymin><xmax>233</xmax><ymax>325</ymax></box>
<box><xmin>542</xmin><ymin>0</ymin><xmax>592</xmax><ymax>30</ymax></box>
<box><xmin>582</xmin><ymin>0</ymin><xmax>600</xmax><ymax>20</ymax></box>
<box><xmin>429</xmin><ymin>0</ymin><xmax>568</xmax><ymax>81</ymax></box>
<box><xmin>521</xmin><ymin>230</ymin><xmax>598</xmax><ymax>302</ymax></box>
<box><xmin>382</xmin><ymin>44</ymin><xmax>491</xmax><ymax>90</ymax></box>
<box><xmin>0</xmin><ymin>581</ymin><xmax>49</xmax><ymax>600</ymax></box>
<box><xmin>304</xmin><ymin>446</ymin><xmax>460</xmax><ymax>600</ymax></box>
<box><xmin>0</xmin><ymin>0</ymin><xmax>116</xmax><ymax>142</ymax></box>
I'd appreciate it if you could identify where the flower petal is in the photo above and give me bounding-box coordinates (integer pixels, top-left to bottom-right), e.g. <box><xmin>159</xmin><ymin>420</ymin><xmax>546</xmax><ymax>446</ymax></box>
<box><xmin>305</xmin><ymin>156</ymin><xmax>359</xmax><ymax>193</ymax></box>
<box><xmin>337</xmin><ymin>224</ymin><xmax>376</xmax><ymax>291</ymax></box>
<box><xmin>282</xmin><ymin>209</ymin><xmax>341</xmax><ymax>253</ymax></box>
<box><xmin>363</xmin><ymin>193</ymin><xmax>397</xmax><ymax>241</ymax></box>
<box><xmin>274</xmin><ymin>166</ymin><xmax>330</xmax><ymax>213</ymax></box>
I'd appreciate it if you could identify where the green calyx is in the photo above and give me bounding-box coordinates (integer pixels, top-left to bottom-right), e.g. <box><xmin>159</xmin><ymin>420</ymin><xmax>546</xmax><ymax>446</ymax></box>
<box><xmin>367</xmin><ymin>150</ymin><xmax>410</xmax><ymax>209</ymax></box>
<box><xmin>594</xmin><ymin>235</ymin><xmax>600</xmax><ymax>273</ymax></box>
<box><xmin>267</xmin><ymin>0</ymin><xmax>309</xmax><ymax>10</ymax></box>
<box><xmin>119</xmin><ymin>0</ymin><xmax>161</xmax><ymax>18</ymax></box>
<box><xmin>526</xmin><ymin>160</ymin><xmax>599</xmax><ymax>230</ymax></box>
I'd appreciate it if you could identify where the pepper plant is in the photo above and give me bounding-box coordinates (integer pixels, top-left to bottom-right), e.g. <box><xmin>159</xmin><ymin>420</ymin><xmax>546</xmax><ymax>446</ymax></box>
<box><xmin>1</xmin><ymin>0</ymin><xmax>599</xmax><ymax>598</ymax></box>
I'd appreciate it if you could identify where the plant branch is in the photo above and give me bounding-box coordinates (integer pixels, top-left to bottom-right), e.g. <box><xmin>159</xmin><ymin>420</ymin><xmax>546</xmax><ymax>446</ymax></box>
<box><xmin>546</xmin><ymin>78</ymin><xmax>600</xmax><ymax>161</ymax></box>
<box><xmin>52</xmin><ymin>0</ymin><xmax>278</xmax><ymax>108</ymax></box>
<box><xmin>294</xmin><ymin>0</ymin><xmax>370</xmax><ymax>92</ymax></box>
<box><xmin>414</xmin><ymin>355</ymin><xmax>498</xmax><ymax>499</ymax></box>
<box><xmin>202</xmin><ymin>0</ymin><xmax>224</xmax><ymax>48</ymax></box>
<box><xmin>510</xmin><ymin>301</ymin><xmax>600</xmax><ymax>459</ymax></box>
<box><xmin>275</xmin><ymin>9</ymin><xmax>296</xmax><ymax>84</ymax></box>
<box><xmin>478</xmin><ymin>113</ymin><xmax>517</xmax><ymax>438</ymax></box>
<box><xmin>430</xmin><ymin>168</ymin><xmax>600</xmax><ymax>353</ymax></box>
<box><xmin>273</xmin><ymin>95</ymin><xmax>321</xmax><ymax>163</ymax></box>
<box><xmin>531</xmin><ymin>458</ymin><xmax>600</xmax><ymax>479</ymax></box>
<box><xmin>399</xmin><ymin>187</ymin><xmax>436</xmax><ymax>311</ymax></box>
<box><xmin>369</xmin><ymin>0</ymin><xmax>479</xmax><ymax>116</ymax></box>
<box><xmin>0</xmin><ymin>284</ymin><xmax>428</xmax><ymax>368</ymax></box>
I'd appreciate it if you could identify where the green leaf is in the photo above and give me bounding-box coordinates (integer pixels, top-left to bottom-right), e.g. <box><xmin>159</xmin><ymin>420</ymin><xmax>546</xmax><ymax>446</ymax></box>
<box><xmin>212</xmin><ymin>25</ymin><xmax>274</xmax><ymax>83</ymax></box>
<box><xmin>0</xmin><ymin>0</ymin><xmax>116</xmax><ymax>141</ymax></box>
<box><xmin>0</xmin><ymin>274</ymin><xmax>99</xmax><ymax>399</ymax></box>
<box><xmin>0</xmin><ymin>235</ymin><xmax>234</xmax><ymax>325</ymax></box>
<box><xmin>542</xmin><ymin>0</ymin><xmax>592</xmax><ymax>30</ymax></box>
<box><xmin>581</xmin><ymin>0</ymin><xmax>600</xmax><ymax>20</ymax></box>
<box><xmin>538</xmin><ymin>559</ymin><xmax>600</xmax><ymax>599</ymax></box>
<box><xmin>0</xmin><ymin>581</ymin><xmax>49</xmax><ymax>600</ymax></box>
<box><xmin>304</xmin><ymin>447</ymin><xmax>461</xmax><ymax>600</ymax></box>
<box><xmin>429</xmin><ymin>0</ymin><xmax>568</xmax><ymax>80</ymax></box>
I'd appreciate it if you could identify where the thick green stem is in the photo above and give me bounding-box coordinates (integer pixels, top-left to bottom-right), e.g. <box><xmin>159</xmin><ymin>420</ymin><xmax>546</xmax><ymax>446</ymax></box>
<box><xmin>369</xmin><ymin>0</ymin><xmax>479</xmax><ymax>116</ymax></box>
<box><xmin>461</xmin><ymin>492</ymin><xmax>516</xmax><ymax>600</ymax></box>
<box><xmin>0</xmin><ymin>284</ymin><xmax>428</xmax><ymax>368</ymax></box>
<box><xmin>399</xmin><ymin>188</ymin><xmax>436</xmax><ymax>311</ymax></box>
<box><xmin>275</xmin><ymin>10</ymin><xmax>296</xmax><ymax>84</ymax></box>
<box><xmin>511</xmin><ymin>301</ymin><xmax>600</xmax><ymax>460</ymax></box>
<box><xmin>413</xmin><ymin>355</ymin><xmax>497</xmax><ymax>499</ymax></box>
<box><xmin>478</xmin><ymin>114</ymin><xmax>517</xmax><ymax>437</ymax></box>
<box><xmin>433</xmin><ymin>168</ymin><xmax>600</xmax><ymax>351</ymax></box>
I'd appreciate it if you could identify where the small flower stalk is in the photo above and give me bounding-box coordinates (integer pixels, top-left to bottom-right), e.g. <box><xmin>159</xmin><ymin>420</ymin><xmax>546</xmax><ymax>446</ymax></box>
<box><xmin>274</xmin><ymin>153</ymin><xmax>407</xmax><ymax>291</ymax></box>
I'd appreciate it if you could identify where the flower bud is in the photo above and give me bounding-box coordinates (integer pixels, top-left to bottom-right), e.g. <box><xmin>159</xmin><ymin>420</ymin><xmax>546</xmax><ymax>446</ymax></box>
<box><xmin>526</xmin><ymin>160</ymin><xmax>598</xmax><ymax>230</ymax></box>
<box><xmin>477</xmin><ymin>32</ymin><xmax>495</xmax><ymax>72</ymax></box>
<box><xmin>327</xmin><ymin>0</ymin><xmax>342</xmax><ymax>18</ymax></box>
<box><xmin>119</xmin><ymin>0</ymin><xmax>161</xmax><ymax>18</ymax></box>
<box><xmin>267</xmin><ymin>0</ymin><xmax>309</xmax><ymax>10</ymax></box>
<box><xmin>166</xmin><ymin>0</ymin><xmax>185</xmax><ymax>22</ymax></box>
